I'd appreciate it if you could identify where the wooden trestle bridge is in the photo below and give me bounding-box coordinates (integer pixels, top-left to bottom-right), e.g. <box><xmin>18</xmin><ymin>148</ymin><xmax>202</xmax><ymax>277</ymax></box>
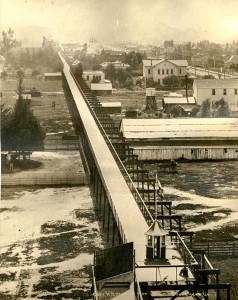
<box><xmin>59</xmin><ymin>53</ymin><xmax>231</xmax><ymax>300</ymax></box>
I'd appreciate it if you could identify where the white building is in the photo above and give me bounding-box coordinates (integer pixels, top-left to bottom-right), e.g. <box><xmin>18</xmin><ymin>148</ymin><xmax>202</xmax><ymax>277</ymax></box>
<box><xmin>143</xmin><ymin>59</ymin><xmax>188</xmax><ymax>85</ymax></box>
<box><xmin>101</xmin><ymin>61</ymin><xmax>130</xmax><ymax>70</ymax></box>
<box><xmin>193</xmin><ymin>79</ymin><xmax>238</xmax><ymax>111</ymax></box>
<box><xmin>83</xmin><ymin>70</ymin><xmax>105</xmax><ymax>84</ymax></box>
<box><xmin>83</xmin><ymin>70</ymin><xmax>112</xmax><ymax>95</ymax></box>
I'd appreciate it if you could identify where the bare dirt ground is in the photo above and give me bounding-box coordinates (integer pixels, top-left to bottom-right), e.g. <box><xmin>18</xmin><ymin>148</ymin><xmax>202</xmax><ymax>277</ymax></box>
<box><xmin>0</xmin><ymin>186</ymin><xmax>104</xmax><ymax>299</ymax></box>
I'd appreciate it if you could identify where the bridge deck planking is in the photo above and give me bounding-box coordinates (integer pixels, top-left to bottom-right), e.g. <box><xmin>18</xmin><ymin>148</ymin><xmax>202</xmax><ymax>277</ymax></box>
<box><xmin>60</xmin><ymin>54</ymin><xmax>148</xmax><ymax>262</ymax></box>
<box><xmin>60</xmin><ymin>54</ymin><xmax>194</xmax><ymax>287</ymax></box>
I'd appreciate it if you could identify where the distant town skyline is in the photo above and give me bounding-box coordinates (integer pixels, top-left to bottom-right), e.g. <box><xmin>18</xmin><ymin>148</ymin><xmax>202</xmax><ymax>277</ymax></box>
<box><xmin>1</xmin><ymin>0</ymin><xmax>238</xmax><ymax>45</ymax></box>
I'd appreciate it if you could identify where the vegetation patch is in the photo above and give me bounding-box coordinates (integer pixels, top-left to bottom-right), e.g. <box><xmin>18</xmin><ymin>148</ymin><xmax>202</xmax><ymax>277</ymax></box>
<box><xmin>183</xmin><ymin>209</ymin><xmax>231</xmax><ymax>226</ymax></box>
<box><xmin>194</xmin><ymin>221</ymin><xmax>238</xmax><ymax>242</ymax></box>
<box><xmin>0</xmin><ymin>272</ymin><xmax>16</xmax><ymax>281</ymax></box>
<box><xmin>41</xmin><ymin>221</ymin><xmax>84</xmax><ymax>234</ymax></box>
<box><xmin>173</xmin><ymin>203</ymin><xmax>211</xmax><ymax>210</ymax></box>
<box><xmin>74</xmin><ymin>209</ymin><xmax>97</xmax><ymax>223</ymax></box>
<box><xmin>210</xmin><ymin>257</ymin><xmax>238</xmax><ymax>300</ymax></box>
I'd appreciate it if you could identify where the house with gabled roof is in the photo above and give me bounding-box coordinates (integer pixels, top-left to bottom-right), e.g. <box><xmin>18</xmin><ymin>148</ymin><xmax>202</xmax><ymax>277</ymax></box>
<box><xmin>143</xmin><ymin>59</ymin><xmax>188</xmax><ymax>85</ymax></box>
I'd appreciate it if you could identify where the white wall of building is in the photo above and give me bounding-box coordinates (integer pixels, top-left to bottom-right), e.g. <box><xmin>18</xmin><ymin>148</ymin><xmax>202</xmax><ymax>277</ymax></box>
<box><xmin>143</xmin><ymin>60</ymin><xmax>187</xmax><ymax>85</ymax></box>
<box><xmin>193</xmin><ymin>83</ymin><xmax>238</xmax><ymax>111</ymax></box>
<box><xmin>83</xmin><ymin>71</ymin><xmax>105</xmax><ymax>84</ymax></box>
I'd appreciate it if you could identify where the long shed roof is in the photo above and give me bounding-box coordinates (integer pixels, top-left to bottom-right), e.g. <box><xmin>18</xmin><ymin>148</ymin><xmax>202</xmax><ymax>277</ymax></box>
<box><xmin>120</xmin><ymin>118</ymin><xmax>238</xmax><ymax>140</ymax></box>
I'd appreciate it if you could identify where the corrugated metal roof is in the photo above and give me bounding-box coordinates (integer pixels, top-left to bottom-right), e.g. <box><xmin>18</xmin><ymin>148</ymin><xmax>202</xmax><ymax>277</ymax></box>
<box><xmin>120</xmin><ymin>118</ymin><xmax>238</xmax><ymax>140</ymax></box>
<box><xmin>163</xmin><ymin>97</ymin><xmax>196</xmax><ymax>104</ymax></box>
<box><xmin>194</xmin><ymin>79</ymin><xmax>238</xmax><ymax>89</ymax></box>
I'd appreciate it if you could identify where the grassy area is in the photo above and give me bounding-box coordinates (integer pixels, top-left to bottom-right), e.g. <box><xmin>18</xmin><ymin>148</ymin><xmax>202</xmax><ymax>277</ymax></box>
<box><xmin>210</xmin><ymin>257</ymin><xmax>238</xmax><ymax>300</ymax></box>
<box><xmin>194</xmin><ymin>221</ymin><xmax>238</xmax><ymax>242</ymax></box>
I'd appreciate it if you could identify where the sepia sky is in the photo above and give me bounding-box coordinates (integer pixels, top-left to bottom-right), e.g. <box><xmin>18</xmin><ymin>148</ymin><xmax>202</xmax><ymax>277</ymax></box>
<box><xmin>1</xmin><ymin>0</ymin><xmax>238</xmax><ymax>44</ymax></box>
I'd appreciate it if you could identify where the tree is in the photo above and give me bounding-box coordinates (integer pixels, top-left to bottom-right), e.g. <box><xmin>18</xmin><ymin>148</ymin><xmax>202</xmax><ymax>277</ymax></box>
<box><xmin>1</xmin><ymin>28</ymin><xmax>18</xmax><ymax>60</ymax></box>
<box><xmin>163</xmin><ymin>75</ymin><xmax>179</xmax><ymax>88</ymax></box>
<box><xmin>2</xmin><ymin>79</ymin><xmax>45</xmax><ymax>151</ymax></box>
<box><xmin>31</xmin><ymin>69</ymin><xmax>40</xmax><ymax>79</ymax></box>
<box><xmin>190</xmin><ymin>106</ymin><xmax>200</xmax><ymax>117</ymax></box>
<box><xmin>116</xmin><ymin>69</ymin><xmax>127</xmax><ymax>87</ymax></box>
<box><xmin>105</xmin><ymin>64</ymin><xmax>116</xmax><ymax>82</ymax></box>
<box><xmin>1</xmin><ymin>70</ymin><xmax>8</xmax><ymax>80</ymax></box>
<box><xmin>200</xmin><ymin>99</ymin><xmax>213</xmax><ymax>117</ymax></box>
<box><xmin>17</xmin><ymin>69</ymin><xmax>25</xmax><ymax>78</ymax></box>
<box><xmin>214</xmin><ymin>98</ymin><xmax>230</xmax><ymax>117</ymax></box>
<box><xmin>168</xmin><ymin>105</ymin><xmax>183</xmax><ymax>117</ymax></box>
<box><xmin>125</xmin><ymin>77</ymin><xmax>133</xmax><ymax>90</ymax></box>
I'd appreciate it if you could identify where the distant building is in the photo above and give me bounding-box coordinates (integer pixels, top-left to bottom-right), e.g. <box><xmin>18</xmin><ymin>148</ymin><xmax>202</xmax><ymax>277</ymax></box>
<box><xmin>101</xmin><ymin>61</ymin><xmax>130</xmax><ymax>70</ymax></box>
<box><xmin>162</xmin><ymin>96</ymin><xmax>197</xmax><ymax>116</ymax></box>
<box><xmin>83</xmin><ymin>70</ymin><xmax>113</xmax><ymax>95</ymax></box>
<box><xmin>193</xmin><ymin>79</ymin><xmax>238</xmax><ymax>111</ymax></box>
<box><xmin>143</xmin><ymin>59</ymin><xmax>188</xmax><ymax>86</ymax></box>
<box><xmin>83</xmin><ymin>70</ymin><xmax>105</xmax><ymax>84</ymax></box>
<box><xmin>44</xmin><ymin>72</ymin><xmax>62</xmax><ymax>80</ymax></box>
<box><xmin>120</xmin><ymin>118</ymin><xmax>238</xmax><ymax>161</ymax></box>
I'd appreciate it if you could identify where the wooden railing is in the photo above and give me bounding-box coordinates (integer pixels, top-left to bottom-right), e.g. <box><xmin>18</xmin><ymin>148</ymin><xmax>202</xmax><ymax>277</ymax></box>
<box><xmin>71</xmin><ymin>71</ymin><xmax>154</xmax><ymax>226</ymax></box>
<box><xmin>192</xmin><ymin>241</ymin><xmax>238</xmax><ymax>257</ymax></box>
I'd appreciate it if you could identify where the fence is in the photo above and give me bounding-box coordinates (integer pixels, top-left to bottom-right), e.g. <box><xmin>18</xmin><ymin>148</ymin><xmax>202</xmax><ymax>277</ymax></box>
<box><xmin>192</xmin><ymin>241</ymin><xmax>238</xmax><ymax>257</ymax></box>
<box><xmin>1</xmin><ymin>173</ymin><xmax>88</xmax><ymax>186</ymax></box>
<box><xmin>94</xmin><ymin>242</ymin><xmax>134</xmax><ymax>281</ymax></box>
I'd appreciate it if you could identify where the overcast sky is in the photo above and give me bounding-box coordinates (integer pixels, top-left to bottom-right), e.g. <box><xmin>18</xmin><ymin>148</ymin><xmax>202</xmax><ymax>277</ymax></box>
<box><xmin>1</xmin><ymin>0</ymin><xmax>238</xmax><ymax>44</ymax></box>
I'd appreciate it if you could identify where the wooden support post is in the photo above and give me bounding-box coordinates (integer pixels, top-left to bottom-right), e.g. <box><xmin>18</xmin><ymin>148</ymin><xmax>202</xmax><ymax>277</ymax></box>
<box><xmin>169</xmin><ymin>205</ymin><xmax>172</xmax><ymax>231</ymax></box>
<box><xmin>112</xmin><ymin>221</ymin><xmax>116</xmax><ymax>246</ymax></box>
<box><xmin>227</xmin><ymin>285</ymin><xmax>231</xmax><ymax>300</ymax></box>
<box><xmin>103</xmin><ymin>192</ymin><xmax>106</xmax><ymax>228</ymax></box>
<box><xmin>99</xmin><ymin>181</ymin><xmax>103</xmax><ymax>210</ymax></box>
<box><xmin>216</xmin><ymin>273</ymin><xmax>221</xmax><ymax>300</ymax></box>
<box><xmin>178</xmin><ymin>218</ymin><xmax>182</xmax><ymax>231</ymax></box>
<box><xmin>107</xmin><ymin>204</ymin><xmax>111</xmax><ymax>243</ymax></box>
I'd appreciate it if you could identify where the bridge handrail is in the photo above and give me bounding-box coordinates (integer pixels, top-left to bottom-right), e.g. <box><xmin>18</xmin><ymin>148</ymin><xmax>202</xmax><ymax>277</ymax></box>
<box><xmin>68</xmin><ymin>67</ymin><xmax>153</xmax><ymax>226</ymax></box>
<box><xmin>173</xmin><ymin>231</ymin><xmax>199</xmax><ymax>267</ymax></box>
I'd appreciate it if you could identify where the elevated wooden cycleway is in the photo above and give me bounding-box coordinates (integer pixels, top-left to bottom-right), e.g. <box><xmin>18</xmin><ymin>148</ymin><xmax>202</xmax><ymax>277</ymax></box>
<box><xmin>60</xmin><ymin>53</ymin><xmax>148</xmax><ymax>262</ymax></box>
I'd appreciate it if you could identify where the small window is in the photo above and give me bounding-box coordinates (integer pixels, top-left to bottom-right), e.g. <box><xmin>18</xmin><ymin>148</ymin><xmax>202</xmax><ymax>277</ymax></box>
<box><xmin>235</xmin><ymin>89</ymin><xmax>237</xmax><ymax>95</ymax></box>
<box><xmin>212</xmin><ymin>89</ymin><xmax>215</xmax><ymax>95</ymax></box>
<box><xmin>191</xmin><ymin>149</ymin><xmax>194</xmax><ymax>154</ymax></box>
<box><xmin>223</xmin><ymin>89</ymin><xmax>227</xmax><ymax>95</ymax></box>
<box><xmin>87</xmin><ymin>75</ymin><xmax>89</xmax><ymax>80</ymax></box>
<box><xmin>171</xmin><ymin>69</ymin><xmax>173</xmax><ymax>75</ymax></box>
<box><xmin>167</xmin><ymin>69</ymin><xmax>169</xmax><ymax>74</ymax></box>
<box><xmin>224</xmin><ymin>148</ymin><xmax>228</xmax><ymax>154</ymax></box>
<box><xmin>148</xmin><ymin>69</ymin><xmax>151</xmax><ymax>75</ymax></box>
<box><xmin>179</xmin><ymin>68</ymin><xmax>182</xmax><ymax>74</ymax></box>
<box><xmin>158</xmin><ymin>69</ymin><xmax>160</xmax><ymax>75</ymax></box>
<box><xmin>162</xmin><ymin>69</ymin><xmax>164</xmax><ymax>75</ymax></box>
